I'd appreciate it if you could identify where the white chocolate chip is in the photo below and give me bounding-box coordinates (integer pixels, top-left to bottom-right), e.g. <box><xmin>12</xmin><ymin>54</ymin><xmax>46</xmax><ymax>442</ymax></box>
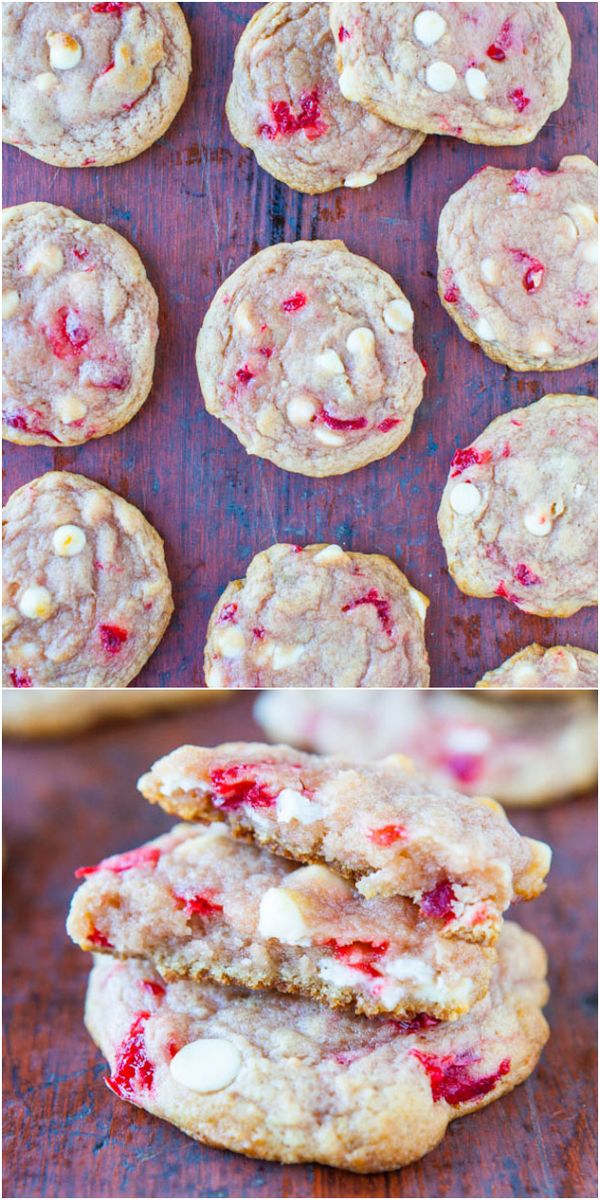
<box><xmin>318</xmin><ymin>958</ymin><xmax>363</xmax><ymax>991</ymax></box>
<box><xmin>523</xmin><ymin>506</ymin><xmax>553</xmax><ymax>536</ymax></box>
<box><xmin>215</xmin><ymin>627</ymin><xmax>246</xmax><ymax>657</ymax></box>
<box><xmin>380</xmin><ymin>752</ymin><xmax>416</xmax><ymax>774</ymax></box>
<box><xmin>170</xmin><ymin>1038</ymin><xmax>241</xmax><ymax>1094</ymax></box>
<box><xmin>564</xmin><ymin>202</ymin><xmax>597</xmax><ymax>235</ymax></box>
<box><xmin>344</xmin><ymin>171</ymin><xmax>377</xmax><ymax>189</ymax></box>
<box><xmin>465</xmin><ymin>67</ymin><xmax>488</xmax><ymax>100</ymax></box>
<box><xmin>312</xmin><ymin>544</ymin><xmax>347</xmax><ymax>565</ymax></box>
<box><xmin>52</xmin><ymin>524</ymin><xmax>87</xmax><ymax>557</ymax></box>
<box><xmin>55</xmin><ymin>393</ymin><xmax>87</xmax><ymax>423</ymax></box>
<box><xmin>445</xmin><ymin>727</ymin><xmax>491</xmax><ymax>754</ymax></box>
<box><xmin>276</xmin><ymin>788</ymin><xmax>325</xmax><ymax>825</ymax></box>
<box><xmin>413</xmin><ymin>10</ymin><xmax>447</xmax><ymax>46</ymax></box>
<box><xmin>383</xmin><ymin>299</ymin><xmax>414</xmax><ymax>333</ymax></box>
<box><xmin>258</xmin><ymin>887</ymin><xmax>310</xmax><ymax>944</ymax></box>
<box><xmin>255</xmin><ymin>404</ymin><xmax>278</xmax><ymax>435</ymax></box>
<box><xmin>272</xmin><ymin>643</ymin><xmax>305</xmax><ymax>669</ymax></box>
<box><xmin>557</xmin><ymin>213</ymin><xmax>579</xmax><ymax>244</ymax></box>
<box><xmin>511</xmin><ymin>662</ymin><xmax>539</xmax><ymax>685</ymax></box>
<box><xmin>346</xmin><ymin>327</ymin><xmax>376</xmax><ymax>357</ymax></box>
<box><xmin>474</xmin><ymin>317</ymin><xmax>495</xmax><ymax>341</ymax></box>
<box><xmin>582</xmin><ymin>240</ymin><xmax>598</xmax><ymax>264</ymax></box>
<box><xmin>480</xmin><ymin>258</ymin><xmax>499</xmax><ymax>285</ymax></box>
<box><xmin>24</xmin><ymin>243</ymin><xmax>64</xmax><ymax>276</ymax></box>
<box><xmin>529</xmin><ymin>336</ymin><xmax>554</xmax><ymax>358</ymax></box>
<box><xmin>286</xmin><ymin>863</ymin><xmax>353</xmax><ymax>897</ymax></box>
<box><xmin>286</xmin><ymin>393</ymin><xmax>316</xmax><ymax>428</ymax></box>
<box><xmin>314</xmin><ymin>427</ymin><xmax>345</xmax><ymax>447</ymax></box>
<box><xmin>19</xmin><ymin>585</ymin><xmax>53</xmax><ymax>620</ymax></box>
<box><xmin>233</xmin><ymin>298</ymin><xmax>258</xmax><ymax>336</ymax></box>
<box><xmin>408</xmin><ymin>588</ymin><xmax>429</xmax><ymax>621</ymax></box>
<box><xmin>315</xmin><ymin>349</ymin><xmax>345</xmax><ymax>377</ymax></box>
<box><xmin>46</xmin><ymin>31</ymin><xmax>82</xmax><ymax>71</ymax></box>
<box><xmin>2</xmin><ymin>290</ymin><xmax>19</xmax><ymax>319</ymax></box>
<box><xmin>338</xmin><ymin>65</ymin><xmax>361</xmax><ymax>102</ymax></box>
<box><xmin>34</xmin><ymin>71</ymin><xmax>59</xmax><ymax>94</ymax></box>
<box><xmin>450</xmin><ymin>481</ymin><xmax>481</xmax><ymax>515</ymax></box>
<box><xmin>425</xmin><ymin>62</ymin><xmax>457</xmax><ymax>93</ymax></box>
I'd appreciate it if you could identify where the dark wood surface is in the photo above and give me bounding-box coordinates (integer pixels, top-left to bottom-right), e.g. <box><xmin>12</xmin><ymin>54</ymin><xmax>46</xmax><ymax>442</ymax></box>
<box><xmin>3</xmin><ymin>694</ymin><xmax>598</xmax><ymax>1198</ymax></box>
<box><xmin>2</xmin><ymin>2</ymin><xmax>598</xmax><ymax>687</ymax></box>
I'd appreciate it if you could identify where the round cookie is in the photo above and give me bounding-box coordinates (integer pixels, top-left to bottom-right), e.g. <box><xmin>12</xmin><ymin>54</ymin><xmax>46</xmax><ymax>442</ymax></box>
<box><xmin>329</xmin><ymin>3</ymin><xmax>571</xmax><ymax>146</ymax></box>
<box><xmin>2</xmin><ymin>2</ymin><xmax>191</xmax><ymax>167</ymax></box>
<box><xmin>85</xmin><ymin>921</ymin><xmax>549</xmax><ymax>1172</ymax></box>
<box><xmin>3</xmin><ymin>471</ymin><xmax>173</xmax><ymax>687</ymax></box>
<box><xmin>437</xmin><ymin>156</ymin><xmax>598</xmax><ymax>371</ymax></box>
<box><xmin>225</xmin><ymin>2</ymin><xmax>425</xmax><ymax>195</ymax></box>
<box><xmin>204</xmin><ymin>543</ymin><xmax>430</xmax><ymax>688</ymax></box>
<box><xmin>437</xmin><ymin>394</ymin><xmax>598</xmax><ymax>618</ymax></box>
<box><xmin>196</xmin><ymin>240</ymin><xmax>425</xmax><ymax>477</ymax></box>
<box><xmin>476</xmin><ymin>644</ymin><xmax>598</xmax><ymax>690</ymax></box>
<box><xmin>3</xmin><ymin>202</ymin><xmax>158</xmax><ymax>446</ymax></box>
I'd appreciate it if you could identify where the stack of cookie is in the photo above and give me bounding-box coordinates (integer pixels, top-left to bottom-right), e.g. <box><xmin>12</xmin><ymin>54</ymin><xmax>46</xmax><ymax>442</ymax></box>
<box><xmin>68</xmin><ymin>742</ymin><xmax>551</xmax><ymax>1172</ymax></box>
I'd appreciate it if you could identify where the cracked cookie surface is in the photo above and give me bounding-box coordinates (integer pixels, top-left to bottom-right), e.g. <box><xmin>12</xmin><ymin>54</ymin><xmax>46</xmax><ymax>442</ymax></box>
<box><xmin>3</xmin><ymin>202</ymin><xmax>158</xmax><ymax>446</ymax></box>
<box><xmin>196</xmin><ymin>240</ymin><xmax>425</xmax><ymax>477</ymax></box>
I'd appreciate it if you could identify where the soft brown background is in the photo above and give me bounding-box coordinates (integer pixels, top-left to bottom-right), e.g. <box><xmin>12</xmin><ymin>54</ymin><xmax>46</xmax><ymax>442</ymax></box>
<box><xmin>2</xmin><ymin>2</ymin><xmax>598</xmax><ymax>686</ymax></box>
<box><xmin>3</xmin><ymin>693</ymin><xmax>598</xmax><ymax>1198</ymax></box>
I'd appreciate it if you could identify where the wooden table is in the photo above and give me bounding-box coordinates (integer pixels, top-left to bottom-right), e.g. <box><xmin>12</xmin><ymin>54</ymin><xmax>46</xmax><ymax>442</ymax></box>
<box><xmin>3</xmin><ymin>694</ymin><xmax>598</xmax><ymax>1197</ymax></box>
<box><xmin>2</xmin><ymin>3</ymin><xmax>597</xmax><ymax>686</ymax></box>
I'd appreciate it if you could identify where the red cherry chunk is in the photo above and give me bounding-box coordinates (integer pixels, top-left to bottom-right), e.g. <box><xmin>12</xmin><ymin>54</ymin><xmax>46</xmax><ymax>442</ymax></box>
<box><xmin>450</xmin><ymin>446</ymin><xmax>492</xmax><ymax>477</ymax></box>
<box><xmin>389</xmin><ymin>1013</ymin><xmax>442</xmax><ymax>1035</ymax></box>
<box><xmin>88</xmin><ymin>926</ymin><xmax>113</xmax><ymax>949</ymax></box>
<box><xmin>236</xmin><ymin>365</ymin><xmax>255</xmax><ymax>385</ymax></box>
<box><xmin>99</xmin><ymin>624</ymin><xmax>128</xmax><ymax>654</ymax></box>
<box><xmin>509</xmin><ymin>170</ymin><xmax>531</xmax><ymax>194</ymax></box>
<box><xmin>209</xmin><ymin>764</ymin><xmax>277</xmax><ymax>811</ymax></box>
<box><xmin>523</xmin><ymin>261</ymin><xmax>544</xmax><ymax>293</ymax></box>
<box><xmin>486</xmin><ymin>17</ymin><xmax>512</xmax><ymax>61</ymax></box>
<box><xmin>443</xmin><ymin>284</ymin><xmax>460</xmax><ymax>304</ymax></box>
<box><xmin>495</xmin><ymin>581</ymin><xmax>520</xmax><ymax>604</ymax></box>
<box><xmin>45</xmin><ymin>307</ymin><xmax>90</xmax><ymax>360</ymax></box>
<box><xmin>367</xmin><ymin>824</ymin><xmax>407</xmax><ymax>846</ymax></box>
<box><xmin>217</xmin><ymin>603</ymin><xmax>238</xmax><ymax>624</ymax></box>
<box><xmin>106</xmin><ymin>1012</ymin><xmax>154</xmax><ymax>1100</ymax></box>
<box><xmin>338</xmin><ymin>25</ymin><xmax>351</xmax><ymax>42</ymax></box>
<box><xmin>4</xmin><ymin>409</ymin><xmax>62</xmax><ymax>443</ymax></box>
<box><xmin>508</xmin><ymin>87</ymin><xmax>530</xmax><ymax>113</ymax></box>
<box><xmin>444</xmin><ymin>753</ymin><xmax>482</xmax><ymax>784</ymax></box>
<box><xmin>320</xmin><ymin>409</ymin><xmax>368</xmax><ymax>431</ymax></box>
<box><xmin>141</xmin><ymin>979</ymin><xmax>166</xmax><ymax>997</ymax></box>
<box><xmin>513</xmin><ymin>563</ymin><xmax>541</xmax><ymax>587</ymax></box>
<box><xmin>75</xmin><ymin>845</ymin><xmax>161</xmax><ymax>878</ymax></box>
<box><xmin>419</xmin><ymin>881</ymin><xmax>457</xmax><ymax>923</ymax></box>
<box><xmin>91</xmin><ymin>2</ymin><xmax>129</xmax><ymax>11</ymax></box>
<box><xmin>9</xmin><ymin>668</ymin><xmax>32</xmax><ymax>688</ymax></box>
<box><xmin>281</xmin><ymin>291</ymin><xmax>307</xmax><ymax>313</ymax></box>
<box><xmin>411</xmin><ymin>1048</ymin><xmax>511</xmax><ymax>1104</ymax></box>
<box><xmin>259</xmin><ymin>90</ymin><xmax>326</xmax><ymax>141</ymax></box>
<box><xmin>342</xmin><ymin>588</ymin><xmax>393</xmax><ymax>636</ymax></box>
<box><xmin>377</xmin><ymin>417</ymin><xmax>401</xmax><ymax>433</ymax></box>
<box><xmin>324</xmin><ymin>939</ymin><xmax>389</xmax><ymax>978</ymax></box>
<box><xmin>175</xmin><ymin>891</ymin><xmax>224</xmax><ymax>917</ymax></box>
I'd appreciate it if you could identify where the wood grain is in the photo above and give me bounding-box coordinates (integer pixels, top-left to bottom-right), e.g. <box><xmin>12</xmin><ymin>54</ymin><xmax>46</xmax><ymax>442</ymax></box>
<box><xmin>2</xmin><ymin>694</ymin><xmax>598</xmax><ymax>1198</ymax></box>
<box><xmin>2</xmin><ymin>2</ymin><xmax>597</xmax><ymax>687</ymax></box>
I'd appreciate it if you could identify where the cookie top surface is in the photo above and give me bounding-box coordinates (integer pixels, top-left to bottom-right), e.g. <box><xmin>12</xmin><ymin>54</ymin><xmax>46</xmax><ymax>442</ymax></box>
<box><xmin>2</xmin><ymin>2</ymin><xmax>191</xmax><ymax>167</ymax></box>
<box><xmin>476</xmin><ymin>644</ymin><xmax>598</xmax><ymax>690</ymax></box>
<box><xmin>437</xmin><ymin>156</ymin><xmax>598</xmax><ymax>371</ymax></box>
<box><xmin>196</xmin><ymin>240</ymin><xmax>425</xmax><ymax>477</ymax></box>
<box><xmin>225</xmin><ymin>2</ymin><xmax>424</xmax><ymax>194</ymax></box>
<box><xmin>3</xmin><ymin>471</ymin><xmax>173</xmax><ymax>687</ymax></box>
<box><xmin>203</xmin><ymin>543</ymin><xmax>430</xmax><ymax>688</ymax></box>
<box><xmin>84</xmin><ymin>921</ymin><xmax>549</xmax><ymax>1172</ymax></box>
<box><xmin>3</xmin><ymin>202</ymin><xmax>158</xmax><ymax>446</ymax></box>
<box><xmin>329</xmin><ymin>3</ymin><xmax>571</xmax><ymax>145</ymax></box>
<box><xmin>438</xmin><ymin>394</ymin><xmax>598</xmax><ymax>618</ymax></box>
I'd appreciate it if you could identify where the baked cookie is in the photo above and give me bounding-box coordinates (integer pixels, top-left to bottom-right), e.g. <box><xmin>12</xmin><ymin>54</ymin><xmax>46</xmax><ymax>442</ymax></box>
<box><xmin>3</xmin><ymin>202</ymin><xmax>158</xmax><ymax>446</ymax></box>
<box><xmin>2</xmin><ymin>2</ymin><xmax>191</xmax><ymax>167</ymax></box>
<box><xmin>438</xmin><ymin>394</ymin><xmax>598</xmax><ymax>617</ymax></box>
<box><xmin>254</xmin><ymin>690</ymin><xmax>598</xmax><ymax>807</ymax></box>
<box><xmin>203</xmin><ymin>544</ymin><xmax>430</xmax><ymax>688</ymax></box>
<box><xmin>196</xmin><ymin>240</ymin><xmax>425</xmax><ymax>477</ymax></box>
<box><xmin>84</xmin><ymin>921</ymin><xmax>549</xmax><ymax>1171</ymax></box>
<box><xmin>2</xmin><ymin>689</ymin><xmax>229</xmax><ymax>738</ymax></box>
<box><xmin>138</xmin><ymin>741</ymin><xmax>550</xmax><ymax>937</ymax></box>
<box><xmin>226</xmin><ymin>2</ymin><xmax>424</xmax><ymax>194</ymax></box>
<box><xmin>476</xmin><ymin>644</ymin><xmax>598</xmax><ymax>690</ymax></box>
<box><xmin>437</xmin><ymin>157</ymin><xmax>598</xmax><ymax>371</ymax></box>
<box><xmin>3</xmin><ymin>471</ymin><xmax>173</xmax><ymax>687</ymax></box>
<box><xmin>329</xmin><ymin>3</ymin><xmax>570</xmax><ymax>146</ymax></box>
<box><xmin>68</xmin><ymin>822</ymin><xmax>494</xmax><ymax>1020</ymax></box>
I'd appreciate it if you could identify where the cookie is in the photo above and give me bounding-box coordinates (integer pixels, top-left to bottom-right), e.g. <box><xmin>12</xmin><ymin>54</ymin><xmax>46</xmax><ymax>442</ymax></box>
<box><xmin>225</xmin><ymin>2</ymin><xmax>424</xmax><ymax>195</ymax></box>
<box><xmin>2</xmin><ymin>689</ymin><xmax>230</xmax><ymax>738</ymax></box>
<box><xmin>84</xmin><ymin>921</ymin><xmax>549</xmax><ymax>1172</ymax></box>
<box><xmin>68</xmin><ymin>822</ymin><xmax>495</xmax><ymax>1021</ymax></box>
<box><xmin>203</xmin><ymin>543</ymin><xmax>430</xmax><ymax>688</ymax></box>
<box><xmin>2</xmin><ymin>2</ymin><xmax>191</xmax><ymax>167</ymax></box>
<box><xmin>3</xmin><ymin>471</ymin><xmax>173</xmax><ymax>687</ymax></box>
<box><xmin>437</xmin><ymin>394</ymin><xmax>598</xmax><ymax>618</ymax></box>
<box><xmin>254</xmin><ymin>690</ymin><xmax>598</xmax><ymax>807</ymax></box>
<box><xmin>329</xmin><ymin>3</ymin><xmax>570</xmax><ymax>146</ymax></box>
<box><xmin>138</xmin><ymin>741</ymin><xmax>550</xmax><ymax>938</ymax></box>
<box><xmin>437</xmin><ymin>156</ymin><xmax>598</xmax><ymax>371</ymax></box>
<box><xmin>3</xmin><ymin>202</ymin><xmax>158</xmax><ymax>446</ymax></box>
<box><xmin>196</xmin><ymin>240</ymin><xmax>425</xmax><ymax>477</ymax></box>
<box><xmin>476</xmin><ymin>644</ymin><xmax>598</xmax><ymax>690</ymax></box>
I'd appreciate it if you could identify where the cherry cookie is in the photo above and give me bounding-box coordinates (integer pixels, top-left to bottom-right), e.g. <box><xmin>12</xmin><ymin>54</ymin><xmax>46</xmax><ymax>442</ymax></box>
<box><xmin>437</xmin><ymin>156</ymin><xmax>598</xmax><ymax>371</ymax></box>
<box><xmin>85</xmin><ymin>921</ymin><xmax>548</xmax><ymax>1171</ymax></box>
<box><xmin>226</xmin><ymin>2</ymin><xmax>424</xmax><ymax>194</ymax></box>
<box><xmin>329</xmin><ymin>3</ymin><xmax>570</xmax><ymax>146</ymax></box>
<box><xmin>476</xmin><ymin>644</ymin><xmax>598</xmax><ymax>690</ymax></box>
<box><xmin>196</xmin><ymin>240</ymin><xmax>425</xmax><ymax>477</ymax></box>
<box><xmin>138</xmin><ymin>741</ymin><xmax>550</xmax><ymax>937</ymax></box>
<box><xmin>68</xmin><ymin>822</ymin><xmax>495</xmax><ymax>1021</ymax></box>
<box><xmin>438</xmin><ymin>394</ymin><xmax>598</xmax><ymax>618</ymax></box>
<box><xmin>202</xmin><ymin>543</ymin><xmax>430</xmax><ymax>688</ymax></box>
<box><xmin>3</xmin><ymin>471</ymin><xmax>173</xmax><ymax>687</ymax></box>
<box><xmin>3</xmin><ymin>203</ymin><xmax>158</xmax><ymax>446</ymax></box>
<box><xmin>2</xmin><ymin>2</ymin><xmax>191</xmax><ymax>167</ymax></box>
